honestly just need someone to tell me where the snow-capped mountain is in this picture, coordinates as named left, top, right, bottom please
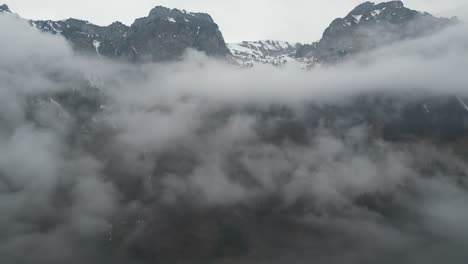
left=227, top=40, right=298, bottom=67
left=228, top=1, right=458, bottom=67
left=228, top=40, right=324, bottom=68
left=226, top=40, right=323, bottom=68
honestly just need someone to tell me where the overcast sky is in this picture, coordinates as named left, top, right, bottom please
left=4, top=0, right=466, bottom=43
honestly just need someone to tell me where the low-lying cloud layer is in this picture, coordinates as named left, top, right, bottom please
left=1, top=12, right=468, bottom=264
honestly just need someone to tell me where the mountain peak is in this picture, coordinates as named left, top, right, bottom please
left=148, top=6, right=172, bottom=17
left=349, top=1, right=404, bottom=16
left=148, top=6, right=214, bottom=23
left=0, top=4, right=11, bottom=13
left=387, top=1, right=405, bottom=8
left=295, top=0, right=457, bottom=65
left=349, top=2, right=376, bottom=15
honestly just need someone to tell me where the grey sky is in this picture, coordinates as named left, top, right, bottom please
left=4, top=0, right=466, bottom=43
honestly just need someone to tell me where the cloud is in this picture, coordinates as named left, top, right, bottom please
left=0, top=13, right=117, bottom=263
left=1, top=11, right=468, bottom=264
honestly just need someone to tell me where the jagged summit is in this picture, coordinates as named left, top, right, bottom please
left=340, top=0, right=418, bottom=27
left=148, top=6, right=215, bottom=23
left=0, top=4, right=10, bottom=13
left=349, top=1, right=404, bottom=16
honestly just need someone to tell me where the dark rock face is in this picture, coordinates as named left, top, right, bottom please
left=31, top=19, right=129, bottom=58
left=381, top=96, right=468, bottom=142
left=297, top=1, right=458, bottom=63
left=30, top=6, right=230, bottom=62
left=122, top=6, right=230, bottom=62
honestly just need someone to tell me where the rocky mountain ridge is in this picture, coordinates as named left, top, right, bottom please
left=3, top=5, right=230, bottom=62
left=0, top=1, right=459, bottom=65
